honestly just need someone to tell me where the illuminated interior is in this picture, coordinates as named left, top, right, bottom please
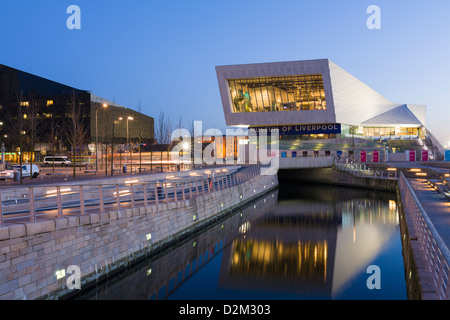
left=362, top=127, right=420, bottom=137
left=228, top=74, right=326, bottom=113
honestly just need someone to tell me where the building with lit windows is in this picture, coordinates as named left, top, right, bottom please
left=216, top=59, right=445, bottom=160
left=0, top=64, right=154, bottom=162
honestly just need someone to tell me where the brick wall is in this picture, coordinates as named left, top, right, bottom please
left=0, top=173, right=278, bottom=300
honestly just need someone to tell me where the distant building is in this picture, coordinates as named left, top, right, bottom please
left=0, top=64, right=154, bottom=162
left=216, top=59, right=445, bottom=160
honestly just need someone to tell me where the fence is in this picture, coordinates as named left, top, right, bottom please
left=335, top=163, right=398, bottom=179
left=0, top=165, right=263, bottom=226
left=398, top=171, right=450, bottom=300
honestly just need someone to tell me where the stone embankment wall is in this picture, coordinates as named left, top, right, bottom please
left=0, top=173, right=278, bottom=300
left=277, top=167, right=398, bottom=190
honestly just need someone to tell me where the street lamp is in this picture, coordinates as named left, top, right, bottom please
left=95, top=103, right=108, bottom=171
left=119, top=116, right=134, bottom=172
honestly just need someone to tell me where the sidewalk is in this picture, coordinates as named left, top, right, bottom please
left=408, top=178, right=450, bottom=248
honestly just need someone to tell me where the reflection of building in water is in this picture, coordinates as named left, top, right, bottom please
left=229, top=238, right=329, bottom=289
left=219, top=195, right=399, bottom=299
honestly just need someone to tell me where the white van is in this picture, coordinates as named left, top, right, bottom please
left=0, top=164, right=40, bottom=180
left=43, top=156, right=72, bottom=166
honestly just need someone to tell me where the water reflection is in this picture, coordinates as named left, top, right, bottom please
left=77, top=182, right=406, bottom=300
left=218, top=183, right=403, bottom=299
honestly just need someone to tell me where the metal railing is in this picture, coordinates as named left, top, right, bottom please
left=398, top=171, right=450, bottom=300
left=0, top=165, right=264, bottom=226
left=335, top=163, right=398, bottom=179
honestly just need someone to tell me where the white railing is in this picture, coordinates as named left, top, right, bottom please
left=398, top=172, right=450, bottom=300
left=0, top=165, right=264, bottom=226
left=335, top=162, right=398, bottom=180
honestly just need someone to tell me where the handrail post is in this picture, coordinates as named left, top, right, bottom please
left=79, top=185, right=85, bottom=215
left=99, top=185, right=104, bottom=212
left=182, top=182, right=186, bottom=200
left=174, top=183, right=177, bottom=201
left=56, top=186, right=62, bottom=218
left=116, top=184, right=121, bottom=209
left=29, top=187, right=36, bottom=222
left=187, top=181, right=192, bottom=198
left=0, top=190, right=2, bottom=226
left=130, top=184, right=135, bottom=207
left=143, top=183, right=148, bottom=206
left=154, top=183, right=159, bottom=205
left=195, top=180, right=199, bottom=196
left=164, top=183, right=169, bottom=202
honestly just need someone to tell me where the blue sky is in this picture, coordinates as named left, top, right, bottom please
left=1, top=0, right=449, bottom=145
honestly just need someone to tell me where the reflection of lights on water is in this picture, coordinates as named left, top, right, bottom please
left=389, top=200, right=397, bottom=210
left=239, top=222, right=251, bottom=234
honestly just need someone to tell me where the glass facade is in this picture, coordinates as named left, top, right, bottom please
left=0, top=64, right=155, bottom=154
left=228, top=74, right=326, bottom=113
left=363, top=127, right=419, bottom=137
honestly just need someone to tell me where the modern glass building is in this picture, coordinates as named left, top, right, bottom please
left=216, top=59, right=445, bottom=159
left=0, top=64, right=154, bottom=162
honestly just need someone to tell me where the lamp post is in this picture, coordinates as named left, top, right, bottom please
left=119, top=116, right=134, bottom=172
left=95, top=103, right=108, bottom=171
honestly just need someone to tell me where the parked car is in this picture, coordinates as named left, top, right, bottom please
left=43, top=156, right=72, bottom=166
left=0, top=164, right=40, bottom=180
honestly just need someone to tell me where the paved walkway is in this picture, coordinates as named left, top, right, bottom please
left=408, top=178, right=450, bottom=249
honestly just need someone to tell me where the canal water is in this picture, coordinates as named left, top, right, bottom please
left=77, top=181, right=407, bottom=300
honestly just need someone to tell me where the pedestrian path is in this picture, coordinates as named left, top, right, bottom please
left=408, top=178, right=450, bottom=248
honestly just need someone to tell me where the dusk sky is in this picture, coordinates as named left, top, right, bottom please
left=1, top=0, right=449, bottom=146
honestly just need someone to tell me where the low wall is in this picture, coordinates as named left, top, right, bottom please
left=278, top=156, right=335, bottom=169
left=0, top=173, right=278, bottom=300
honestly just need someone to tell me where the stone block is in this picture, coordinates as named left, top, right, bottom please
left=132, top=208, right=140, bottom=216
left=54, top=218, right=68, bottom=230
left=8, top=224, right=26, bottom=239
left=117, top=210, right=127, bottom=220
left=90, top=213, right=100, bottom=224
left=99, top=212, right=110, bottom=222
left=0, top=227, right=9, bottom=241
left=79, top=214, right=91, bottom=225
left=25, top=220, right=55, bottom=236
left=109, top=211, right=118, bottom=220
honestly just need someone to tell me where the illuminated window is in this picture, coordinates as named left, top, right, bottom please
left=47, top=100, right=54, bottom=106
left=228, top=74, right=326, bottom=113
left=20, top=101, right=29, bottom=107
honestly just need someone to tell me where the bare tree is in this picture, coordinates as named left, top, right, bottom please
left=155, top=110, right=172, bottom=145
left=155, top=111, right=173, bottom=170
left=135, top=102, right=145, bottom=173
left=26, top=94, right=44, bottom=178
left=47, top=116, right=60, bottom=173
left=64, top=90, right=88, bottom=178
left=5, top=93, right=27, bottom=182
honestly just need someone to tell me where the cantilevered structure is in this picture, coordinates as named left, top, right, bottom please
left=216, top=59, right=444, bottom=159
